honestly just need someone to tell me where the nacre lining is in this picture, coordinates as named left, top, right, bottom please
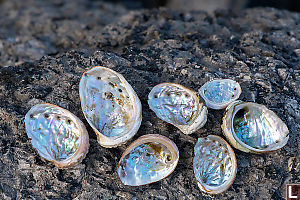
left=193, top=135, right=237, bottom=194
left=118, top=134, right=179, bottom=186
left=199, top=79, right=241, bottom=110
left=79, top=66, right=142, bottom=147
left=148, top=83, right=207, bottom=134
left=24, top=104, right=89, bottom=168
left=222, top=101, right=289, bottom=153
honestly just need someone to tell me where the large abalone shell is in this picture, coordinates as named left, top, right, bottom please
left=24, top=103, right=89, bottom=168
left=118, top=134, right=179, bottom=186
left=222, top=101, right=289, bottom=153
left=148, top=83, right=207, bottom=135
left=198, top=79, right=241, bottom=110
left=193, top=135, right=237, bottom=194
left=79, top=66, right=142, bottom=148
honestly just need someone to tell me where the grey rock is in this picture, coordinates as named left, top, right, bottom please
left=0, top=0, right=128, bottom=66
left=0, top=1, right=299, bottom=200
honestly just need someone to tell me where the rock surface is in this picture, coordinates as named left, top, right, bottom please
left=0, top=0, right=299, bottom=199
left=0, top=0, right=128, bottom=66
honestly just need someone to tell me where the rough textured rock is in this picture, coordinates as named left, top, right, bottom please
left=0, top=1, right=299, bottom=199
left=0, top=0, right=128, bottom=66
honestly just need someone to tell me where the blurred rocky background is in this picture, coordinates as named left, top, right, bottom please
left=0, top=0, right=299, bottom=199
left=107, top=0, right=300, bottom=12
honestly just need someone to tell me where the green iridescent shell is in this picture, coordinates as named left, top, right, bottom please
left=222, top=101, right=289, bottom=153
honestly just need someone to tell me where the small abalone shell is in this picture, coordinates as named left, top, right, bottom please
left=193, top=135, right=237, bottom=194
left=222, top=101, right=289, bottom=153
left=79, top=66, right=142, bottom=148
left=148, top=83, right=207, bottom=134
left=118, top=134, right=179, bottom=186
left=24, top=104, right=89, bottom=168
left=199, top=79, right=241, bottom=110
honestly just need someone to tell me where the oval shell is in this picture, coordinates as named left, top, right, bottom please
left=222, top=101, right=289, bottom=153
left=193, top=135, right=237, bottom=194
left=24, top=103, right=89, bottom=168
left=199, top=79, right=241, bottom=110
left=148, top=83, right=207, bottom=134
left=79, top=66, right=142, bottom=148
left=117, top=134, right=179, bottom=186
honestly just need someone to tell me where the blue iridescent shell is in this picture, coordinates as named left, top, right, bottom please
left=24, top=104, right=89, bottom=168
left=199, top=79, right=241, bottom=109
left=193, top=135, right=237, bottom=194
left=79, top=66, right=142, bottom=148
left=222, top=101, right=289, bottom=153
left=118, top=134, right=179, bottom=186
left=148, top=83, right=207, bottom=135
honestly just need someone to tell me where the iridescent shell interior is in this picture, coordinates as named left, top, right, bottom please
left=148, top=83, right=198, bottom=125
left=199, top=79, right=241, bottom=110
left=193, top=135, right=237, bottom=194
left=79, top=66, right=142, bottom=147
left=24, top=104, right=89, bottom=168
left=148, top=83, right=207, bottom=134
left=222, top=101, right=289, bottom=153
left=118, top=134, right=179, bottom=186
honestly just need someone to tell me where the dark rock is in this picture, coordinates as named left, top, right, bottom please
left=0, top=1, right=299, bottom=199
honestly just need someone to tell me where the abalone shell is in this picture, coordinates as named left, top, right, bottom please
left=222, top=101, right=289, bottom=153
left=118, top=134, right=179, bottom=186
left=24, top=103, right=89, bottom=168
left=199, top=79, right=241, bottom=110
left=148, top=83, right=207, bottom=134
left=193, top=135, right=237, bottom=194
left=79, top=66, right=142, bottom=147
